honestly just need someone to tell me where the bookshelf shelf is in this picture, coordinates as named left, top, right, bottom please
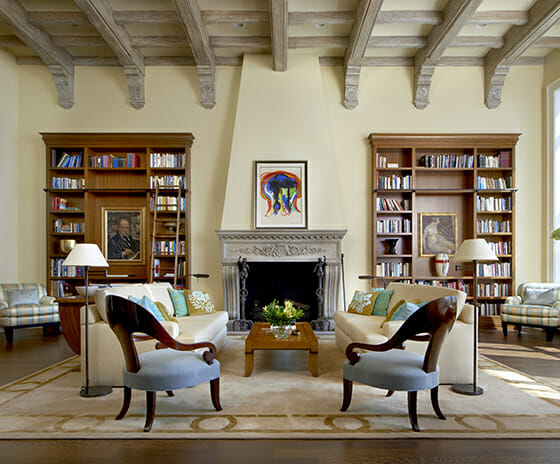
left=369, top=133, right=519, bottom=319
left=43, top=133, right=194, bottom=297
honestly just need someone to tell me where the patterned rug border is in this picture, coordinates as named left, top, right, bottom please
left=2, top=341, right=560, bottom=440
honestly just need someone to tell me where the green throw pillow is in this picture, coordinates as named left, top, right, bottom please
left=128, top=295, right=165, bottom=322
left=381, top=300, right=426, bottom=327
left=168, top=287, right=189, bottom=317
left=370, top=288, right=394, bottom=316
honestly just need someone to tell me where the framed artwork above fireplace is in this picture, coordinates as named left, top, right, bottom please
left=254, top=161, right=308, bottom=229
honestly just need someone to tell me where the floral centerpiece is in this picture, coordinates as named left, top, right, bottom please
left=262, top=299, right=304, bottom=339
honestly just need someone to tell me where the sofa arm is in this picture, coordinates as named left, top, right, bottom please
left=458, top=303, right=474, bottom=324
left=40, top=295, right=57, bottom=305
left=504, top=295, right=522, bottom=305
left=81, top=304, right=102, bottom=324
left=0, top=300, right=7, bottom=310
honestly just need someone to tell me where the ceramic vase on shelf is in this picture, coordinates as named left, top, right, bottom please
left=270, top=325, right=292, bottom=339
left=434, top=253, right=450, bottom=277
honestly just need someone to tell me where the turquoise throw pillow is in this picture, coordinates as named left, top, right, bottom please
left=168, top=288, right=189, bottom=317
left=128, top=295, right=165, bottom=322
left=388, top=301, right=424, bottom=322
left=370, top=288, right=394, bottom=316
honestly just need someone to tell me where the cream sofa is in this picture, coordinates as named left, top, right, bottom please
left=82, top=282, right=229, bottom=387
left=334, top=283, right=475, bottom=384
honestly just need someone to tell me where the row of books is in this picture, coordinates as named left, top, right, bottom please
left=152, top=240, right=186, bottom=255
left=477, top=282, right=510, bottom=297
left=418, top=154, right=474, bottom=168
left=89, top=153, right=141, bottom=168
left=150, top=196, right=186, bottom=212
left=479, top=302, right=501, bottom=316
left=476, top=196, right=512, bottom=212
left=375, top=262, right=410, bottom=277
left=51, top=280, right=74, bottom=298
left=376, top=218, right=412, bottom=234
left=150, top=175, right=185, bottom=189
left=50, top=196, right=81, bottom=211
left=153, top=258, right=187, bottom=278
left=150, top=152, right=185, bottom=168
left=415, top=279, right=468, bottom=293
left=487, top=240, right=511, bottom=256
left=53, top=152, right=83, bottom=168
left=477, top=219, right=511, bottom=234
left=51, top=258, right=83, bottom=277
left=477, top=262, right=511, bottom=277
left=477, top=176, right=513, bottom=189
left=478, top=151, right=512, bottom=168
left=51, top=177, right=85, bottom=190
left=376, top=174, right=411, bottom=190
left=53, top=220, right=84, bottom=233
left=376, top=154, right=402, bottom=168
left=376, top=198, right=411, bottom=211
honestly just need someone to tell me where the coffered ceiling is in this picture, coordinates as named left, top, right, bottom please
left=0, top=0, right=559, bottom=110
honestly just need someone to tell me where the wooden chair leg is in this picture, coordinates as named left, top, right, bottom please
left=340, top=378, right=353, bottom=412
left=210, top=378, right=222, bottom=411
left=407, top=391, right=420, bottom=432
left=116, top=386, right=131, bottom=420
left=501, top=321, right=508, bottom=337
left=166, top=390, right=175, bottom=397
left=430, top=386, right=446, bottom=420
left=386, top=390, right=395, bottom=397
left=144, top=391, right=156, bottom=432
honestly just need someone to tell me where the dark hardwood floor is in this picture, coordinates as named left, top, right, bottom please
left=0, top=325, right=559, bottom=463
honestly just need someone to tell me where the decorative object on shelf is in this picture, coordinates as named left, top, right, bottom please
left=163, top=221, right=184, bottom=234
left=419, top=213, right=457, bottom=257
left=551, top=227, right=560, bottom=240
left=254, top=161, right=307, bottom=229
left=75, top=284, right=107, bottom=297
left=451, top=239, right=497, bottom=396
left=102, top=207, right=145, bottom=263
left=62, top=243, right=110, bottom=398
left=262, top=299, right=304, bottom=339
left=384, top=238, right=399, bottom=255
left=59, top=239, right=76, bottom=254
left=434, top=253, right=450, bottom=277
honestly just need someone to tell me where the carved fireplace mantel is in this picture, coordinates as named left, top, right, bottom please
left=216, top=229, right=347, bottom=330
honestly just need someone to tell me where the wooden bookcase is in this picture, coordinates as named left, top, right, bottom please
left=42, top=133, right=193, bottom=297
left=368, top=133, right=519, bottom=327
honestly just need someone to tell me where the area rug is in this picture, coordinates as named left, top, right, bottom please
left=1, top=334, right=560, bottom=439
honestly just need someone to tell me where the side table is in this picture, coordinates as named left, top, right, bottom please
left=56, top=296, right=94, bottom=355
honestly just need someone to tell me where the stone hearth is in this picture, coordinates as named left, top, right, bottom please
left=216, top=230, right=346, bottom=330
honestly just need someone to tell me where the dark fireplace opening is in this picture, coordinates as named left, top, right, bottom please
left=243, top=262, right=320, bottom=323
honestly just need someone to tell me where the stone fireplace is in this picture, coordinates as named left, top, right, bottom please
left=216, top=229, right=346, bottom=330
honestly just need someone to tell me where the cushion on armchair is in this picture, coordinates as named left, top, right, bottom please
left=7, top=288, right=39, bottom=306
left=523, top=288, right=556, bottom=306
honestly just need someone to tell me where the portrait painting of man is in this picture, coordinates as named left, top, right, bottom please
left=103, top=208, right=143, bottom=262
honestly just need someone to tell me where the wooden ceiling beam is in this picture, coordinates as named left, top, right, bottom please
left=413, top=0, right=483, bottom=109
left=270, top=0, right=288, bottom=71
left=172, top=0, right=216, bottom=109
left=343, top=0, right=384, bottom=110
left=485, top=0, right=560, bottom=109
left=73, top=0, right=145, bottom=109
left=0, top=0, right=74, bottom=109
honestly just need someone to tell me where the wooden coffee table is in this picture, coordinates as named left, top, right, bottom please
left=244, top=322, right=318, bottom=377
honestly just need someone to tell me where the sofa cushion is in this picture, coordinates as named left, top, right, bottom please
left=128, top=295, right=166, bottom=322
left=333, top=311, right=387, bottom=345
left=184, top=290, right=216, bottom=315
left=175, top=311, right=229, bottom=344
left=383, top=301, right=424, bottom=327
left=144, top=283, right=174, bottom=316
left=347, top=290, right=380, bottom=316
left=95, top=284, right=146, bottom=322
left=7, top=288, right=39, bottom=307
left=523, top=288, right=556, bottom=306
left=370, top=288, right=394, bottom=316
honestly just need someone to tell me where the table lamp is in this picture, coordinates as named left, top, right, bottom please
left=63, top=243, right=111, bottom=397
left=451, top=239, right=498, bottom=396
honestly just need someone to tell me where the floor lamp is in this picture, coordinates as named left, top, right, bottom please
left=451, top=239, right=498, bottom=396
left=62, top=243, right=111, bottom=398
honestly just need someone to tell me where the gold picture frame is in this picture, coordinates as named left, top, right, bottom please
left=419, top=212, right=457, bottom=257
left=102, top=207, right=145, bottom=263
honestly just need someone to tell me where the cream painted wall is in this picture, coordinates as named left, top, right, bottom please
left=12, top=59, right=543, bottom=307
left=0, top=50, right=18, bottom=282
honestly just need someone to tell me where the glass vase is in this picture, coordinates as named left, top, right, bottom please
left=270, top=325, right=292, bottom=339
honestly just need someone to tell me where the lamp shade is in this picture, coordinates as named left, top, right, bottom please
left=453, top=239, right=498, bottom=263
left=62, top=243, right=109, bottom=267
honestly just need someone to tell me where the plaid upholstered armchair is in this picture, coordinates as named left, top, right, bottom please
left=0, top=283, right=60, bottom=345
left=501, top=283, right=560, bottom=342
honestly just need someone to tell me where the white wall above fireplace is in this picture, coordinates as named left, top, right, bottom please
left=220, top=54, right=344, bottom=230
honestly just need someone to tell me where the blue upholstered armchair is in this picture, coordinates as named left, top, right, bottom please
left=0, top=283, right=60, bottom=345
left=501, top=283, right=560, bottom=342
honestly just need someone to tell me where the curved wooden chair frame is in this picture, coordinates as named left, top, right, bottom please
left=106, top=295, right=221, bottom=432
left=341, top=295, right=457, bottom=431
